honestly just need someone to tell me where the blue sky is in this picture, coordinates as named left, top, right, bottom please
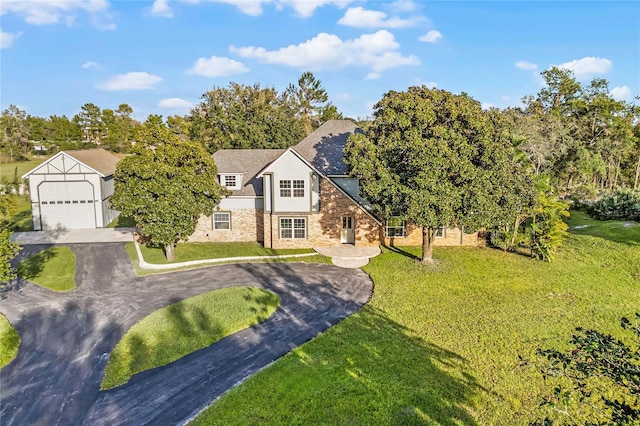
left=1, top=1, right=638, bottom=121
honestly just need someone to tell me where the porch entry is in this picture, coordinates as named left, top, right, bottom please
left=341, top=216, right=355, bottom=244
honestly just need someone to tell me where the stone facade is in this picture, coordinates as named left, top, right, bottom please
left=263, top=178, right=382, bottom=249
left=385, top=221, right=483, bottom=247
left=189, top=209, right=264, bottom=243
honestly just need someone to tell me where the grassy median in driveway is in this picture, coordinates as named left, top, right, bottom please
left=101, top=287, right=280, bottom=390
left=0, top=313, right=20, bottom=369
left=191, top=213, right=640, bottom=425
left=17, top=247, right=76, bottom=291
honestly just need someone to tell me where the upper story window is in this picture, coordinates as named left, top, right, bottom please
left=280, top=179, right=305, bottom=197
left=293, top=180, right=305, bottom=197
left=219, top=174, right=241, bottom=190
left=279, top=180, right=291, bottom=197
left=224, top=175, right=236, bottom=188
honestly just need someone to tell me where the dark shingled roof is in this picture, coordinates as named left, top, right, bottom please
left=212, top=149, right=285, bottom=196
left=63, top=148, right=120, bottom=176
left=293, top=120, right=363, bottom=176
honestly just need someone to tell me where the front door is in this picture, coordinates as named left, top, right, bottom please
left=341, top=216, right=355, bottom=244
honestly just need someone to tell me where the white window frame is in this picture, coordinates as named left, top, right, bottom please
left=213, top=212, right=231, bottom=230
left=292, top=179, right=305, bottom=197
left=224, top=175, right=237, bottom=188
left=279, top=180, right=292, bottom=197
left=280, top=217, right=306, bottom=239
left=435, top=226, right=446, bottom=238
left=385, top=217, right=406, bottom=238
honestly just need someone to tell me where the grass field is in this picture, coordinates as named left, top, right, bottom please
left=0, top=195, right=33, bottom=231
left=101, top=287, right=280, bottom=389
left=0, top=313, right=20, bottom=370
left=192, top=212, right=640, bottom=425
left=17, top=247, right=76, bottom=291
left=0, top=157, right=49, bottom=180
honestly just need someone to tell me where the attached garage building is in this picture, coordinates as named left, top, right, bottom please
left=23, top=149, right=121, bottom=230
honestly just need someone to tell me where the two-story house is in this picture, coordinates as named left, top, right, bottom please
left=190, top=120, right=481, bottom=248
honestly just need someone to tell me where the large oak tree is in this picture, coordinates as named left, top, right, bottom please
left=110, top=121, right=228, bottom=261
left=345, top=86, right=530, bottom=263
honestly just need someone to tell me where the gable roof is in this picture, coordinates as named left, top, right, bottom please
left=23, top=148, right=120, bottom=178
left=212, top=149, right=285, bottom=196
left=293, top=120, right=362, bottom=176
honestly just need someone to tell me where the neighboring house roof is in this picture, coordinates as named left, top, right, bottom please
left=22, top=148, right=120, bottom=178
left=212, top=149, right=285, bottom=196
left=293, top=119, right=363, bottom=176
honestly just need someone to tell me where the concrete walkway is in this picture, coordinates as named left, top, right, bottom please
left=0, top=243, right=373, bottom=425
left=11, top=228, right=136, bottom=244
left=314, top=245, right=381, bottom=268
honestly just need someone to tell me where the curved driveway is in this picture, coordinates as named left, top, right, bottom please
left=0, top=244, right=373, bottom=425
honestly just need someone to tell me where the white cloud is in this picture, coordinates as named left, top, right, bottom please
left=97, top=72, right=163, bottom=91
left=481, top=102, right=495, bottom=110
left=338, top=6, right=423, bottom=28
left=610, top=85, right=632, bottom=101
left=186, top=56, right=249, bottom=77
left=556, top=56, right=612, bottom=78
left=424, top=81, right=437, bottom=88
left=515, top=60, right=537, bottom=70
left=0, top=29, right=20, bottom=49
left=280, top=0, right=351, bottom=18
left=0, top=0, right=114, bottom=28
left=81, top=61, right=102, bottom=70
left=387, top=1, right=419, bottom=13
left=158, top=98, right=194, bottom=109
left=231, top=30, right=419, bottom=77
left=181, top=0, right=267, bottom=16
left=419, top=30, right=442, bottom=43
left=150, top=0, right=173, bottom=18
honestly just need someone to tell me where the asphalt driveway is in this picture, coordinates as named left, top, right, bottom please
left=0, top=243, right=373, bottom=425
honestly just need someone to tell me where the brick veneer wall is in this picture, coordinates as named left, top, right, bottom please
left=385, top=221, right=483, bottom=247
left=189, top=208, right=264, bottom=243
left=264, top=178, right=382, bottom=249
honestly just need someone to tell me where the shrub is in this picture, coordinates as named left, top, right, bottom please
left=589, top=189, right=640, bottom=221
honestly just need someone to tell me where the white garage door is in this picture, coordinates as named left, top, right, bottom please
left=38, top=181, right=97, bottom=230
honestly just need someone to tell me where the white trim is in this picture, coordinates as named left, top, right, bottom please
left=22, top=151, right=109, bottom=179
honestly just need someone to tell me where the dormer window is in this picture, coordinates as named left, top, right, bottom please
left=219, top=174, right=242, bottom=190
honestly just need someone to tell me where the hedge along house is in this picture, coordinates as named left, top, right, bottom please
left=191, top=120, right=482, bottom=249
left=23, top=149, right=120, bottom=230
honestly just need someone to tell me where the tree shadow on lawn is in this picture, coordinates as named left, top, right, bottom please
left=382, top=244, right=421, bottom=261
left=233, top=262, right=486, bottom=425
left=1, top=244, right=54, bottom=297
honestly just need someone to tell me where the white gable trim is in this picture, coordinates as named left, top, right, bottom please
left=259, top=147, right=382, bottom=225
left=23, top=151, right=108, bottom=179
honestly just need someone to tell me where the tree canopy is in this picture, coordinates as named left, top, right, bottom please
left=345, top=86, right=531, bottom=263
left=0, top=228, right=21, bottom=285
left=110, top=122, right=228, bottom=261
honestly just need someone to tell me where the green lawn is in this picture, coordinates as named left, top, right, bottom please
left=1, top=194, right=33, bottom=231
left=131, top=241, right=315, bottom=264
left=124, top=242, right=331, bottom=276
left=0, top=157, right=49, bottom=180
left=192, top=216, right=640, bottom=425
left=101, top=287, right=280, bottom=389
left=566, top=210, right=639, bottom=245
left=106, top=215, right=136, bottom=228
left=0, top=313, right=20, bottom=369
left=17, top=247, right=76, bottom=291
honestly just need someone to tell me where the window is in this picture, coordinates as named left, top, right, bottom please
left=385, top=217, right=406, bottom=237
left=293, top=180, right=305, bottom=197
left=435, top=226, right=446, bottom=238
left=280, top=217, right=306, bottom=239
left=279, top=180, right=291, bottom=197
left=224, top=175, right=236, bottom=188
left=213, top=212, right=231, bottom=230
